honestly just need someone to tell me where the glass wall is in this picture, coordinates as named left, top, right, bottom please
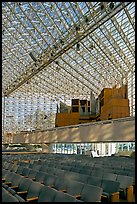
left=2, top=93, right=72, bottom=142
left=52, top=142, right=135, bottom=157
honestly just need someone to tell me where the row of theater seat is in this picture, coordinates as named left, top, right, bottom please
left=2, top=154, right=135, bottom=179
left=3, top=158, right=135, bottom=187
left=2, top=152, right=135, bottom=166
left=2, top=153, right=135, bottom=202
left=2, top=187, right=25, bottom=202
left=2, top=162, right=134, bottom=202
left=3, top=156, right=135, bottom=177
left=2, top=155, right=135, bottom=179
left=2, top=173, right=103, bottom=202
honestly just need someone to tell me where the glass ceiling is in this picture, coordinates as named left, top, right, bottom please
left=2, top=2, right=135, bottom=135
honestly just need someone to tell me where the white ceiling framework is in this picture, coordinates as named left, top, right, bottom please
left=2, top=2, right=135, bottom=99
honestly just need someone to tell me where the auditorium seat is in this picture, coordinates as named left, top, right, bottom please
left=53, top=191, right=77, bottom=202
left=67, top=172, right=89, bottom=184
left=51, top=177, right=68, bottom=191
left=14, top=194, right=25, bottom=202
left=7, top=163, right=15, bottom=171
left=87, top=176, right=102, bottom=187
left=64, top=179, right=84, bottom=197
left=38, top=186, right=57, bottom=202
left=2, top=169, right=9, bottom=181
left=25, top=169, right=38, bottom=180
left=46, top=167, right=56, bottom=175
left=10, top=164, right=19, bottom=173
left=61, top=165, right=72, bottom=171
left=91, top=169, right=104, bottom=178
left=32, top=164, right=41, bottom=171
left=54, top=168, right=66, bottom=177
left=39, top=165, right=49, bottom=172
left=2, top=187, right=20, bottom=202
left=14, top=178, right=33, bottom=199
left=79, top=168, right=91, bottom=175
left=71, top=167, right=81, bottom=173
left=16, top=166, right=25, bottom=175
left=76, top=184, right=103, bottom=202
left=43, top=173, right=57, bottom=187
left=102, top=172, right=117, bottom=181
left=7, top=174, right=23, bottom=190
left=21, top=167, right=31, bottom=177
left=116, top=175, right=134, bottom=202
left=101, top=179, right=120, bottom=202
left=33, top=171, right=47, bottom=183
left=2, top=172, right=15, bottom=185
left=26, top=181, right=44, bottom=201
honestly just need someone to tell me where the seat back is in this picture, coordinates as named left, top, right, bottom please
left=10, top=164, right=19, bottom=173
left=28, top=163, right=34, bottom=169
left=79, top=169, right=91, bottom=175
left=53, top=191, right=76, bottom=202
left=62, top=166, right=72, bottom=171
left=87, top=176, right=102, bottom=187
left=54, top=169, right=66, bottom=177
left=46, top=167, right=56, bottom=174
left=2, top=187, right=19, bottom=202
left=18, top=177, right=32, bottom=192
left=35, top=171, right=46, bottom=183
left=26, top=181, right=44, bottom=199
left=91, top=170, right=104, bottom=178
left=43, top=173, right=57, bottom=186
left=101, top=179, right=120, bottom=194
left=11, top=174, right=23, bottom=186
left=103, top=172, right=117, bottom=181
left=32, top=165, right=41, bottom=171
left=116, top=175, right=133, bottom=189
left=66, top=179, right=84, bottom=196
left=71, top=167, right=81, bottom=173
left=71, top=173, right=89, bottom=184
left=38, top=186, right=57, bottom=202
left=21, top=167, right=31, bottom=176
left=4, top=171, right=15, bottom=183
left=27, top=169, right=38, bottom=179
left=39, top=165, right=48, bottom=172
left=2, top=169, right=8, bottom=178
left=14, top=194, right=26, bottom=202
left=16, top=166, right=25, bottom=174
left=54, top=177, right=67, bottom=191
left=8, top=163, right=15, bottom=171
left=80, top=184, right=103, bottom=202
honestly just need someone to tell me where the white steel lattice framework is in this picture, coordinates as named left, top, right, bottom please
left=2, top=2, right=135, bottom=140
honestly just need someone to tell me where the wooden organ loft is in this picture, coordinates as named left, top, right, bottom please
left=55, top=84, right=130, bottom=127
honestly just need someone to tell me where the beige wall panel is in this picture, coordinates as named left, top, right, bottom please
left=57, top=127, right=80, bottom=143
left=13, top=133, right=26, bottom=143
left=27, top=132, right=49, bottom=144
left=13, top=118, right=135, bottom=144
left=48, top=130, right=57, bottom=143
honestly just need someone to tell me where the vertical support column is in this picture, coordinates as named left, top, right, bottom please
left=121, top=143, right=123, bottom=151
left=127, top=143, right=129, bottom=151
left=130, top=69, right=134, bottom=116
left=48, top=143, right=54, bottom=153
left=111, top=143, right=115, bottom=155
left=90, top=91, right=92, bottom=115
left=2, top=96, right=5, bottom=143
left=49, top=97, right=52, bottom=128
left=96, top=143, right=100, bottom=156
left=101, top=143, right=106, bottom=156
left=108, top=143, right=112, bottom=156
left=43, top=95, right=47, bottom=130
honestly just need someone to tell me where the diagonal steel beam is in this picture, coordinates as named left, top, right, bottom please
left=4, top=2, right=130, bottom=96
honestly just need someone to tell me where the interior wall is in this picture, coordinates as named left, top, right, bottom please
left=12, top=118, right=135, bottom=144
